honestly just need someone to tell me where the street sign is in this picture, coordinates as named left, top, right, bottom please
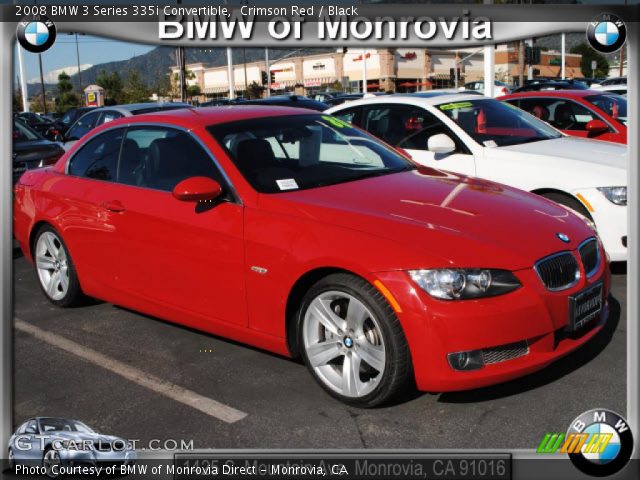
left=591, top=60, right=597, bottom=70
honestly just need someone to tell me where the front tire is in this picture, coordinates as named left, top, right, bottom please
left=33, top=225, right=84, bottom=307
left=43, top=448, right=61, bottom=478
left=298, top=273, right=412, bottom=407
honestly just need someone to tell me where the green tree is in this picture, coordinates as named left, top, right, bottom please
left=124, top=69, right=151, bottom=103
left=246, top=81, right=264, bottom=99
left=570, top=43, right=609, bottom=78
left=187, top=84, right=201, bottom=98
left=54, top=71, right=79, bottom=113
left=95, top=70, right=124, bottom=104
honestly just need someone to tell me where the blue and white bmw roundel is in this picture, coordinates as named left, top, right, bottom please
left=24, top=22, right=50, bottom=46
left=594, top=22, right=619, bottom=47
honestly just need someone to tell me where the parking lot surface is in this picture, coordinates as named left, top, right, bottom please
left=13, top=255, right=626, bottom=450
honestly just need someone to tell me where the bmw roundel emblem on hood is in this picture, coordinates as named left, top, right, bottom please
left=556, top=233, right=570, bottom=243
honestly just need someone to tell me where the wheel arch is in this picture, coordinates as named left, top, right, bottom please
left=285, top=266, right=359, bottom=358
left=28, top=220, right=54, bottom=258
left=530, top=188, right=592, bottom=218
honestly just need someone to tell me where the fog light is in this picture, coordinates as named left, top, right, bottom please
left=447, top=350, right=484, bottom=371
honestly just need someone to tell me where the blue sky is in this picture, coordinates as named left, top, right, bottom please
left=14, top=35, right=155, bottom=86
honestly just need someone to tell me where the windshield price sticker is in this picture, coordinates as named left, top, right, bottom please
left=276, top=178, right=299, bottom=190
left=439, top=102, right=474, bottom=111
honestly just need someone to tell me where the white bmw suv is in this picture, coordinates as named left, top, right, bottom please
left=327, top=93, right=628, bottom=261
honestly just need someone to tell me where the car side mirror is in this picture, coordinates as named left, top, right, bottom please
left=585, top=119, right=608, bottom=135
left=427, top=133, right=456, bottom=155
left=172, top=176, right=223, bottom=202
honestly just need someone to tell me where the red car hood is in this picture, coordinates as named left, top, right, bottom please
left=259, top=168, right=596, bottom=271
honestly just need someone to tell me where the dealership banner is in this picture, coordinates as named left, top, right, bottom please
left=2, top=3, right=639, bottom=46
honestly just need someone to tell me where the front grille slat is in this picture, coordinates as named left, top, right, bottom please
left=535, top=252, right=580, bottom=291
left=579, top=238, right=600, bottom=278
left=482, top=341, right=529, bottom=365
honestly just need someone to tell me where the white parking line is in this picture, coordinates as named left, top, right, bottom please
left=14, top=318, right=248, bottom=424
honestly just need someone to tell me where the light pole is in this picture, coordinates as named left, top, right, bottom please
left=38, top=53, right=47, bottom=114
left=68, top=32, right=84, bottom=104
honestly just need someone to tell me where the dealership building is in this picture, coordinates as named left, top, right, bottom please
left=172, top=46, right=583, bottom=98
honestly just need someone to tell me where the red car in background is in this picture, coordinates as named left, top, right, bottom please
left=499, top=90, right=627, bottom=144
left=14, top=107, right=609, bottom=406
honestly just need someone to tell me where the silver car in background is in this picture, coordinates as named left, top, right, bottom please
left=8, top=417, right=135, bottom=474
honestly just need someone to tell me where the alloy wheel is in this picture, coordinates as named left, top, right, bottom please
left=43, top=449, right=60, bottom=478
left=35, top=231, right=69, bottom=301
left=302, top=291, right=386, bottom=398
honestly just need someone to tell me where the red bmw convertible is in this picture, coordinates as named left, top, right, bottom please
left=14, top=107, right=609, bottom=406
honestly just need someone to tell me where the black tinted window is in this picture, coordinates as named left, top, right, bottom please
left=363, top=105, right=452, bottom=149
left=69, top=129, right=123, bottom=181
left=518, top=98, right=601, bottom=131
left=67, top=111, right=101, bottom=140
left=333, top=107, right=361, bottom=126
left=118, top=127, right=223, bottom=191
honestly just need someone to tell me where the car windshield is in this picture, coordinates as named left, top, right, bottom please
left=39, top=418, right=95, bottom=433
left=13, top=120, right=41, bottom=142
left=436, top=98, right=561, bottom=147
left=20, top=113, right=47, bottom=124
left=208, top=114, right=414, bottom=193
left=584, top=94, right=627, bottom=125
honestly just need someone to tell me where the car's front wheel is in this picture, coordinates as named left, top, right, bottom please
left=298, top=273, right=412, bottom=407
left=33, top=225, right=84, bottom=307
left=43, top=448, right=61, bottom=478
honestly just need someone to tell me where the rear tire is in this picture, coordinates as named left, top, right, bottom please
left=298, top=273, right=412, bottom=407
left=541, top=192, right=594, bottom=222
left=33, top=225, right=84, bottom=307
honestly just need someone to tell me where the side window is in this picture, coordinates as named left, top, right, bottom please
left=68, top=129, right=123, bottom=181
left=100, top=111, right=123, bottom=125
left=119, top=127, right=225, bottom=192
left=362, top=105, right=465, bottom=153
left=25, top=420, right=38, bottom=434
left=67, top=111, right=101, bottom=140
left=333, top=107, right=361, bottom=126
left=519, top=98, right=602, bottom=131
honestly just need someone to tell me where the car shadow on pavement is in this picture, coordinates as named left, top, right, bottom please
left=436, top=294, right=621, bottom=404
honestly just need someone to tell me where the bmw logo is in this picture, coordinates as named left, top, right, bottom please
left=587, top=13, right=627, bottom=53
left=343, top=337, right=354, bottom=348
left=16, top=16, right=57, bottom=53
left=556, top=233, right=571, bottom=243
left=567, top=409, right=634, bottom=476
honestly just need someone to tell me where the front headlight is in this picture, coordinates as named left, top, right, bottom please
left=597, top=186, right=627, bottom=206
left=408, top=269, right=521, bottom=300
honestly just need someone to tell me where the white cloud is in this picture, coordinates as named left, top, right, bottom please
left=29, top=64, right=93, bottom=84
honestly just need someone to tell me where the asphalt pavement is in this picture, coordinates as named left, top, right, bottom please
left=12, top=255, right=627, bottom=451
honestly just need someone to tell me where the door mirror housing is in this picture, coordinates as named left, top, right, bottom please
left=172, top=176, right=223, bottom=202
left=427, top=133, right=456, bottom=155
left=585, top=119, right=609, bottom=135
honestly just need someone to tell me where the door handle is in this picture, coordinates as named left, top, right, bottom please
left=102, top=200, right=125, bottom=213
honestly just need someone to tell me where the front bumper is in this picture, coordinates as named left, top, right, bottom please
left=373, top=247, right=610, bottom=392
